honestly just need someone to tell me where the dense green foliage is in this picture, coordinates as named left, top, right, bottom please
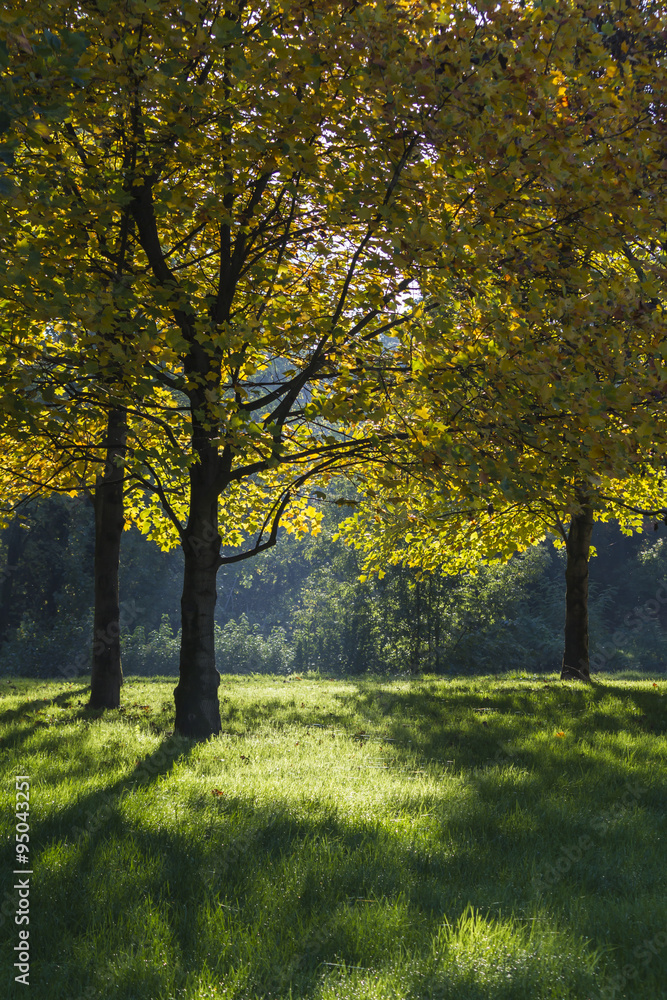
left=1, top=674, right=665, bottom=1000
left=2, top=497, right=667, bottom=680
left=2, top=0, right=667, bottom=718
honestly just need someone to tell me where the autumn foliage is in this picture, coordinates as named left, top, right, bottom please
left=0, top=1, right=666, bottom=729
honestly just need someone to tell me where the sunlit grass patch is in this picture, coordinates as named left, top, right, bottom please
left=0, top=672, right=665, bottom=999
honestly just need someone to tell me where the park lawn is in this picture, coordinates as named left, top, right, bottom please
left=0, top=672, right=665, bottom=1000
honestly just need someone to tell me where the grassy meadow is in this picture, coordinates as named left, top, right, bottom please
left=0, top=672, right=665, bottom=1000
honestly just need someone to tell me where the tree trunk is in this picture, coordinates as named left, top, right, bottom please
left=410, top=577, right=422, bottom=675
left=560, top=500, right=594, bottom=681
left=0, top=516, right=27, bottom=642
left=174, top=476, right=222, bottom=739
left=434, top=589, right=441, bottom=674
left=88, top=407, right=127, bottom=709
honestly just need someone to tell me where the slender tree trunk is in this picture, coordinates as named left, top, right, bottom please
left=560, top=499, right=594, bottom=681
left=174, top=472, right=222, bottom=739
left=0, top=516, right=27, bottom=642
left=434, top=587, right=441, bottom=674
left=410, top=577, right=422, bottom=674
left=427, top=574, right=433, bottom=670
left=89, top=407, right=127, bottom=709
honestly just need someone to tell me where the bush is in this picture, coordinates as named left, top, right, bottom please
left=121, top=614, right=294, bottom=677
left=215, top=615, right=293, bottom=674
left=0, top=610, right=92, bottom=679
left=122, top=615, right=180, bottom=676
left=3, top=513, right=667, bottom=682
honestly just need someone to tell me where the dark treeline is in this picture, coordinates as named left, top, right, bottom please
left=1, top=495, right=666, bottom=681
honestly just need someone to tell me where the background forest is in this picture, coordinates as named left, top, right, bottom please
left=2, top=495, right=666, bottom=681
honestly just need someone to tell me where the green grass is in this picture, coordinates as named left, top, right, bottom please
left=0, top=671, right=666, bottom=1000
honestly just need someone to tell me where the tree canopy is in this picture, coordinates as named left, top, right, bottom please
left=1, top=0, right=666, bottom=731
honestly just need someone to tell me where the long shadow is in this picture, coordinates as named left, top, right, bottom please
left=595, top=681, right=667, bottom=735
left=5, top=757, right=663, bottom=1000
left=328, top=678, right=667, bottom=760
left=0, top=683, right=176, bottom=759
left=2, top=678, right=666, bottom=1000
left=0, top=688, right=84, bottom=725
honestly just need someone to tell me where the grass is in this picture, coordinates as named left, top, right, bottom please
left=0, top=671, right=666, bottom=1000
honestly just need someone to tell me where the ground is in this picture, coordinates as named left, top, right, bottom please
left=0, top=672, right=665, bottom=999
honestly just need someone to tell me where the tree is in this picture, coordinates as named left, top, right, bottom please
left=2, top=1, right=666, bottom=734
left=338, top=462, right=667, bottom=681
left=335, top=0, right=667, bottom=680
left=0, top=370, right=132, bottom=702
left=0, top=335, right=189, bottom=706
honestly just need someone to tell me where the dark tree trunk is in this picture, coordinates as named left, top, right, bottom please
left=561, top=499, right=594, bottom=681
left=410, top=577, right=422, bottom=675
left=88, top=407, right=127, bottom=709
left=174, top=475, right=222, bottom=739
left=0, top=516, right=27, bottom=642
left=427, top=574, right=433, bottom=670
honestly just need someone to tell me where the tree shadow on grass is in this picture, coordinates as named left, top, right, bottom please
left=594, top=680, right=667, bottom=735
left=0, top=682, right=178, bottom=760
left=1, top=770, right=609, bottom=1000
left=0, top=684, right=86, bottom=725
left=1, top=677, right=665, bottom=1000
left=327, top=677, right=666, bottom=760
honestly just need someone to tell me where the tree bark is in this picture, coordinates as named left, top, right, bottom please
left=88, top=407, right=127, bottom=709
left=174, top=473, right=222, bottom=739
left=560, top=499, right=594, bottom=681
